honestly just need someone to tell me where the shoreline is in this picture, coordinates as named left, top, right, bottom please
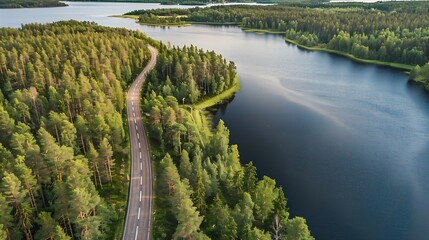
left=240, top=27, right=414, bottom=72
left=283, top=38, right=413, bottom=72
left=114, top=15, right=415, bottom=73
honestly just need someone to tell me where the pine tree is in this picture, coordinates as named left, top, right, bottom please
left=191, top=150, right=207, bottom=214
left=285, top=217, right=314, bottom=240
left=205, top=194, right=237, bottom=240
left=35, top=212, right=57, bottom=240
left=171, top=179, right=203, bottom=239
left=179, top=149, right=192, bottom=180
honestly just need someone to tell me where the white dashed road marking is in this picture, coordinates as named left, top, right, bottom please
left=135, top=226, right=138, bottom=240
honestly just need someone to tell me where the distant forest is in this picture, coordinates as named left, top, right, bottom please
left=68, top=0, right=327, bottom=6
left=0, top=0, right=66, bottom=8
left=129, top=2, right=429, bottom=66
left=0, top=0, right=327, bottom=8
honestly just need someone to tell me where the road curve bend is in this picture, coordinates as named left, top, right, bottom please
left=123, top=45, right=158, bottom=240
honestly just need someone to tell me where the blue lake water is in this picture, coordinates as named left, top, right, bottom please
left=1, top=3, right=429, bottom=239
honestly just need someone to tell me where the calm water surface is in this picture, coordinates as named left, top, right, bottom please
left=2, top=3, right=429, bottom=240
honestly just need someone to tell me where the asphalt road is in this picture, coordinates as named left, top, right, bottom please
left=123, top=45, right=158, bottom=240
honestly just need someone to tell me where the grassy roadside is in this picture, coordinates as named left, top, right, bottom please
left=193, top=80, right=240, bottom=109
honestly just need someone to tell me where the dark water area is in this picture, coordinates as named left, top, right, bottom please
left=211, top=43, right=429, bottom=240
left=2, top=4, right=429, bottom=239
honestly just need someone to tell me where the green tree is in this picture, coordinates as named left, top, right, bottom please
left=0, top=224, right=7, bottom=240
left=1, top=172, right=33, bottom=240
left=213, top=120, right=229, bottom=156
left=253, top=176, right=277, bottom=225
left=105, top=112, right=124, bottom=152
left=38, top=127, right=73, bottom=181
left=60, top=119, right=76, bottom=148
left=13, top=156, right=38, bottom=210
left=0, top=105, right=14, bottom=146
left=35, top=212, right=57, bottom=240
left=285, top=217, right=314, bottom=240
left=159, top=154, right=180, bottom=196
left=171, top=179, right=203, bottom=239
left=75, top=115, right=89, bottom=155
left=245, top=227, right=271, bottom=240
left=98, top=138, right=114, bottom=183
left=205, top=194, right=237, bottom=240
left=243, top=162, right=257, bottom=195
left=54, top=225, right=71, bottom=240
left=179, top=149, right=192, bottom=180
left=233, top=192, right=255, bottom=237
left=0, top=194, right=14, bottom=240
left=191, top=149, right=207, bottom=214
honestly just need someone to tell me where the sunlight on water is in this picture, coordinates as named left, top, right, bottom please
left=251, top=73, right=349, bottom=128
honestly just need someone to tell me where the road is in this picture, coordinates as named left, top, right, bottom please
left=123, top=45, right=157, bottom=240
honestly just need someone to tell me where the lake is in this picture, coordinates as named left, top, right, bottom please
left=1, top=2, right=429, bottom=240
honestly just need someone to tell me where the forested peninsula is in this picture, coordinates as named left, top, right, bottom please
left=142, top=43, right=313, bottom=239
left=126, top=2, right=429, bottom=88
left=0, top=21, right=313, bottom=239
left=0, top=0, right=66, bottom=8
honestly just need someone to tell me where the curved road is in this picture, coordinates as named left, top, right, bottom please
left=123, top=45, right=157, bottom=240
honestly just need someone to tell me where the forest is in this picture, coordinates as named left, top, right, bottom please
left=0, top=20, right=313, bottom=239
left=129, top=2, right=429, bottom=67
left=0, top=21, right=151, bottom=239
left=284, top=1, right=429, bottom=13
left=0, top=0, right=66, bottom=8
left=145, top=44, right=238, bottom=103
left=142, top=43, right=313, bottom=239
